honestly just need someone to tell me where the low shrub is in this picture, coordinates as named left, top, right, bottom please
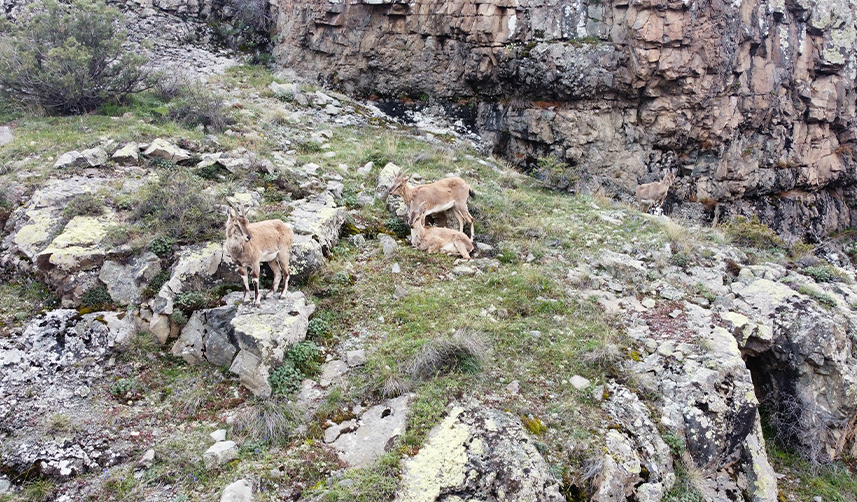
left=168, top=85, right=234, bottom=132
left=534, top=156, right=579, bottom=192
left=132, top=170, right=221, bottom=243
left=63, top=194, right=104, bottom=219
left=723, top=215, right=783, bottom=250
left=385, top=217, right=411, bottom=239
left=268, top=341, right=323, bottom=395
left=149, top=235, right=175, bottom=259
left=802, top=265, right=838, bottom=283
left=80, top=286, right=113, bottom=311
left=232, top=399, right=299, bottom=445
left=0, top=0, right=151, bottom=114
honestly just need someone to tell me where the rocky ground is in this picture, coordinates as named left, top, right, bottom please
left=1, top=6, right=857, bottom=502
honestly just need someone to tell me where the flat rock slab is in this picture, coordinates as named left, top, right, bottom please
left=288, top=193, right=347, bottom=250
left=331, top=395, right=410, bottom=468
left=203, top=441, right=238, bottom=469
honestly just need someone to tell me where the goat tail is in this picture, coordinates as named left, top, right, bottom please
left=469, top=188, right=476, bottom=199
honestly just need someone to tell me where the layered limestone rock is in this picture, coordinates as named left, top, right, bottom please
left=274, top=0, right=857, bottom=241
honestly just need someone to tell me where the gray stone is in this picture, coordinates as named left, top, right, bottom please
left=143, top=138, right=191, bottom=163
left=139, top=449, right=155, bottom=468
left=319, top=360, right=349, bottom=387
left=326, top=180, right=344, bottom=199
left=357, top=161, right=374, bottom=175
left=220, top=479, right=253, bottom=502
left=54, top=150, right=87, bottom=169
left=288, top=193, right=347, bottom=251
left=597, top=250, right=647, bottom=282
left=112, top=143, right=139, bottom=165
left=375, top=162, right=401, bottom=200
left=290, top=234, right=326, bottom=281
left=658, top=284, right=684, bottom=301
left=210, top=429, right=227, bottom=442
left=81, top=147, right=108, bottom=167
left=569, top=375, right=591, bottom=390
left=229, top=350, right=271, bottom=398
left=392, top=285, right=408, bottom=300
left=391, top=263, right=401, bottom=274
left=346, top=349, right=366, bottom=367
left=379, top=234, right=398, bottom=256
left=203, top=441, right=238, bottom=469
left=99, top=253, right=161, bottom=305
left=0, top=126, right=12, bottom=147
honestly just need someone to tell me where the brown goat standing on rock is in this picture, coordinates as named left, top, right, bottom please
left=225, top=204, right=294, bottom=306
left=390, top=172, right=476, bottom=238
left=408, top=201, right=475, bottom=259
left=636, top=171, right=676, bottom=213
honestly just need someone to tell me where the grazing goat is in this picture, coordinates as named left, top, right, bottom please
left=390, top=172, right=476, bottom=238
left=408, top=202, right=475, bottom=259
left=224, top=204, right=294, bottom=306
left=636, top=172, right=676, bottom=213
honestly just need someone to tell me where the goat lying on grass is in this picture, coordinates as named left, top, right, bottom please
left=408, top=201, right=475, bottom=259
left=225, top=204, right=294, bottom=306
left=636, top=171, right=676, bottom=213
left=390, top=171, right=475, bottom=238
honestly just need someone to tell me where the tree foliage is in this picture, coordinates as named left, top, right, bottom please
left=0, top=0, right=151, bottom=114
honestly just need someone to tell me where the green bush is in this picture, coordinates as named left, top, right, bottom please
left=269, top=341, right=323, bottom=395
left=63, top=194, right=104, bottom=219
left=802, top=265, right=838, bottom=283
left=723, top=215, right=783, bottom=250
left=149, top=235, right=175, bottom=259
left=168, top=85, right=234, bottom=132
left=174, top=291, right=208, bottom=313
left=132, top=170, right=221, bottom=243
left=534, top=156, right=579, bottom=192
left=80, top=286, right=113, bottom=311
left=0, top=0, right=151, bottom=114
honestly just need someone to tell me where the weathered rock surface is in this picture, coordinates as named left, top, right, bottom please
left=286, top=192, right=347, bottom=279
left=274, top=0, right=857, bottom=241
left=99, top=252, right=162, bottom=306
left=395, top=405, right=564, bottom=502
left=0, top=309, right=137, bottom=479
left=220, top=479, right=254, bottom=502
left=330, top=395, right=409, bottom=468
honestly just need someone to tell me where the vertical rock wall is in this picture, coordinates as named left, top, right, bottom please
left=274, top=0, right=857, bottom=240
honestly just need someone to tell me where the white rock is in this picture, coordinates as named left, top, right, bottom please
left=203, top=441, right=238, bottom=469
left=569, top=375, right=591, bottom=390
left=220, top=479, right=253, bottom=502
left=210, top=429, right=227, bottom=442
left=346, top=349, right=366, bottom=367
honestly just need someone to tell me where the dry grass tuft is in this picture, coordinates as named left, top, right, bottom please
left=232, top=398, right=300, bottom=445
left=381, top=374, right=410, bottom=399
left=408, top=329, right=487, bottom=380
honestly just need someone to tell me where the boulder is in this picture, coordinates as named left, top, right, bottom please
left=227, top=292, right=315, bottom=398
left=172, top=305, right=238, bottom=367
left=81, top=147, right=108, bottom=167
left=99, top=252, right=162, bottom=306
left=395, top=405, right=564, bottom=502
left=53, top=150, right=87, bottom=169
left=288, top=193, right=347, bottom=251
left=112, top=143, right=139, bottom=165
left=143, top=138, right=191, bottom=163
left=375, top=162, right=401, bottom=201
left=596, top=250, right=647, bottom=283
left=153, top=242, right=235, bottom=316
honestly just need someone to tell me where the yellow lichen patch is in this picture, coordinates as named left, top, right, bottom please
left=397, top=407, right=470, bottom=502
left=13, top=209, right=55, bottom=255
left=51, top=216, right=110, bottom=248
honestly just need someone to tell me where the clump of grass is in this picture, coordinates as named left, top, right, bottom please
left=63, top=193, right=105, bottom=219
left=798, top=285, right=837, bottom=309
left=407, top=330, right=487, bottom=380
left=131, top=169, right=221, bottom=243
left=46, top=413, right=73, bottom=433
left=723, top=215, right=783, bottom=250
left=167, top=84, right=234, bottom=132
left=381, top=374, right=411, bottom=399
left=802, top=265, right=839, bottom=283
left=232, top=398, right=299, bottom=445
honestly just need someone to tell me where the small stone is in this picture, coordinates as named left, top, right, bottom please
left=351, top=234, right=366, bottom=247
left=0, top=478, right=9, bottom=494
left=319, top=360, right=349, bottom=387
left=269, top=467, right=283, bottom=478
left=668, top=309, right=683, bottom=318
left=112, top=143, right=139, bottom=165
left=529, top=330, right=541, bottom=338
left=506, top=380, right=520, bottom=393
left=75, top=385, right=91, bottom=398
left=138, top=449, right=155, bottom=468
left=644, top=339, right=658, bottom=353
left=380, top=235, right=398, bottom=256
left=54, top=150, right=86, bottom=169
left=453, top=265, right=476, bottom=275
left=203, top=441, right=238, bottom=469
left=323, top=150, right=337, bottom=158
left=346, top=349, right=366, bottom=367
left=476, top=242, right=494, bottom=253
left=391, top=263, right=401, bottom=273
left=338, top=479, right=355, bottom=488
left=569, top=375, right=591, bottom=390
left=657, top=341, right=675, bottom=357
left=641, top=298, right=657, bottom=309
left=357, top=161, right=374, bottom=175
left=393, top=285, right=408, bottom=300
left=210, top=429, right=227, bottom=442
left=81, top=147, right=108, bottom=167
left=220, top=478, right=253, bottom=502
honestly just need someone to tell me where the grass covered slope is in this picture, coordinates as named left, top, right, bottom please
left=0, top=65, right=856, bottom=502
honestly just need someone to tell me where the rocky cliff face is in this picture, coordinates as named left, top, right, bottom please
left=273, top=0, right=857, bottom=241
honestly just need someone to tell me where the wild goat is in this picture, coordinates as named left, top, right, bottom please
left=408, top=201, right=475, bottom=259
left=390, top=172, right=475, bottom=238
left=224, top=204, right=294, bottom=306
left=636, top=171, right=676, bottom=213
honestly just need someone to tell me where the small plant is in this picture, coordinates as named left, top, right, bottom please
left=63, top=193, right=104, bottom=219
left=168, top=85, right=234, bottom=132
left=0, top=0, right=151, bottom=114
left=534, top=156, right=579, bottom=192
left=174, top=291, right=208, bottom=313
left=46, top=413, right=73, bottom=433
left=169, top=310, right=188, bottom=326
left=798, top=285, right=837, bottom=309
left=149, top=157, right=177, bottom=170
left=802, top=265, right=838, bottom=283
left=132, top=169, right=221, bottom=243
left=269, top=341, right=323, bottom=395
left=671, top=252, right=690, bottom=269
left=520, top=414, right=547, bottom=436
left=149, top=235, right=175, bottom=259
left=142, top=269, right=170, bottom=298
left=385, top=217, right=410, bottom=239
left=109, top=377, right=140, bottom=399
left=80, top=286, right=113, bottom=311
left=723, top=215, right=783, bottom=250
left=307, top=316, right=331, bottom=340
